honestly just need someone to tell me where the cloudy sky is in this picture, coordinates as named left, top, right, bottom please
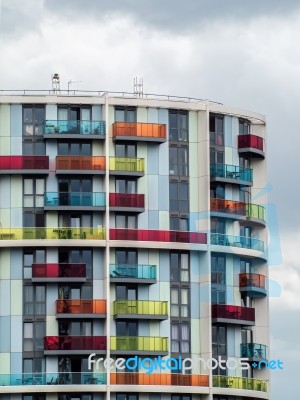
left=0, top=0, right=298, bottom=398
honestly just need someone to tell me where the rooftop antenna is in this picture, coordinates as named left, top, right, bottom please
left=68, top=79, right=83, bottom=94
left=52, top=73, right=60, bottom=93
left=133, top=77, right=143, bottom=97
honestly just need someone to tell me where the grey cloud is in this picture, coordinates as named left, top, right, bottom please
left=43, top=0, right=300, bottom=31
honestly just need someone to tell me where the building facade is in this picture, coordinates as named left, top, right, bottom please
left=0, top=91, right=269, bottom=400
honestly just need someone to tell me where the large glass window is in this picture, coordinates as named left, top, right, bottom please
left=171, top=323, right=190, bottom=353
left=116, top=249, right=137, bottom=264
left=57, top=142, right=92, bottom=156
left=169, top=110, right=188, bottom=142
left=115, top=214, right=137, bottom=229
left=23, top=249, right=45, bottom=279
left=170, top=252, right=189, bottom=282
left=115, top=106, right=136, bottom=122
left=210, top=114, right=224, bottom=146
left=170, top=182, right=189, bottom=212
left=171, top=287, right=189, bottom=317
left=169, top=146, right=188, bottom=176
left=24, top=178, right=45, bottom=208
left=24, top=286, right=46, bottom=315
left=210, top=183, right=225, bottom=199
left=23, top=106, right=45, bottom=137
left=23, top=321, right=45, bottom=352
left=115, top=179, right=137, bottom=194
left=115, top=143, right=137, bottom=158
left=212, top=325, right=227, bottom=355
left=211, top=255, right=226, bottom=284
left=239, top=119, right=251, bottom=135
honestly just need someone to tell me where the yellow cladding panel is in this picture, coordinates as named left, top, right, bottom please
left=0, top=250, right=10, bottom=279
left=0, top=354, right=10, bottom=373
left=11, top=280, right=22, bottom=315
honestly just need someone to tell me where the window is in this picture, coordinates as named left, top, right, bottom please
left=116, top=395, right=138, bottom=400
left=239, top=185, right=251, bottom=203
left=58, top=321, right=92, bottom=336
left=116, top=249, right=137, bottom=265
left=116, top=285, right=137, bottom=300
left=171, top=287, right=189, bottom=317
left=23, top=358, right=45, bottom=374
left=171, top=323, right=190, bottom=353
left=58, top=213, right=93, bottom=229
left=24, top=286, right=46, bottom=315
left=240, top=258, right=253, bottom=274
left=23, top=395, right=46, bottom=400
left=59, top=395, right=92, bottom=400
left=58, top=285, right=92, bottom=300
left=24, top=178, right=45, bottom=208
left=240, top=226, right=252, bottom=247
left=23, top=106, right=45, bottom=137
left=170, top=252, right=189, bottom=282
left=210, top=114, right=224, bottom=146
left=57, top=142, right=92, bottom=156
left=239, top=119, right=251, bottom=135
left=169, top=146, right=188, bottom=176
left=210, top=183, right=225, bottom=199
left=239, top=156, right=251, bottom=169
left=169, top=110, right=188, bottom=142
left=170, top=216, right=188, bottom=231
left=116, top=321, right=138, bottom=336
left=23, top=106, right=46, bottom=156
left=171, top=396, right=190, bottom=400
left=23, top=321, right=45, bottom=352
left=212, top=325, right=227, bottom=355
left=115, top=106, right=136, bottom=122
left=211, top=218, right=225, bottom=234
left=211, top=287, right=226, bottom=304
left=116, top=179, right=137, bottom=194
left=58, top=106, right=91, bottom=121
left=211, top=255, right=226, bottom=284
left=115, top=214, right=137, bottom=229
left=24, top=249, right=45, bottom=279
left=210, top=148, right=224, bottom=165
left=170, top=182, right=189, bottom=212
left=115, top=143, right=137, bottom=158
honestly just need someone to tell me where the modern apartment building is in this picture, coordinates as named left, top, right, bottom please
left=0, top=90, right=269, bottom=400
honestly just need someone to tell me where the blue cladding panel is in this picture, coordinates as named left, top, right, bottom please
left=10, top=208, right=22, bottom=228
left=10, top=317, right=22, bottom=352
left=224, top=116, right=233, bottom=147
left=10, top=105, right=22, bottom=138
left=190, top=283, right=200, bottom=318
left=147, top=108, right=159, bottom=122
left=158, top=175, right=169, bottom=211
left=10, top=249, right=22, bottom=280
left=148, top=175, right=159, bottom=210
left=227, top=326, right=236, bottom=357
left=0, top=281, right=10, bottom=315
left=147, top=146, right=159, bottom=175
left=159, top=252, right=169, bottom=282
left=92, top=105, right=102, bottom=120
left=0, top=177, right=10, bottom=208
left=148, top=211, right=159, bottom=229
left=93, top=250, right=103, bottom=280
left=0, top=316, right=11, bottom=351
left=11, top=352, right=22, bottom=374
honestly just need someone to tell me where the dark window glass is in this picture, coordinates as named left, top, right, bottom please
left=211, top=255, right=226, bottom=284
left=116, top=143, right=137, bottom=158
left=115, top=106, right=136, bottom=122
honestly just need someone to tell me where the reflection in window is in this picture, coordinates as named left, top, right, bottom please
left=169, top=110, right=188, bottom=142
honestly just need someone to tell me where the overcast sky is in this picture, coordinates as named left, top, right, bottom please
left=0, top=0, right=298, bottom=398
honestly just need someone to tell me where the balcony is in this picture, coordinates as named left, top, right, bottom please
left=110, top=264, right=157, bottom=284
left=211, top=304, right=255, bottom=325
left=241, top=343, right=268, bottom=361
left=44, top=120, right=105, bottom=138
left=32, top=263, right=86, bottom=282
left=213, top=375, right=268, bottom=392
left=0, top=227, right=106, bottom=241
left=211, top=233, right=264, bottom=252
left=210, top=164, right=253, bottom=185
left=56, top=299, right=106, bottom=318
left=0, top=156, right=49, bottom=174
left=110, top=373, right=209, bottom=387
left=0, top=372, right=106, bottom=386
left=44, top=192, right=105, bottom=210
left=44, top=336, right=106, bottom=355
left=210, top=198, right=266, bottom=224
left=110, top=336, right=168, bottom=356
left=110, top=228, right=207, bottom=244
left=238, top=134, right=265, bottom=158
left=113, top=300, right=168, bottom=320
left=109, top=157, right=144, bottom=176
left=112, top=122, right=166, bottom=143
left=239, top=273, right=267, bottom=297
left=56, top=156, right=105, bottom=174
left=109, top=193, right=145, bottom=212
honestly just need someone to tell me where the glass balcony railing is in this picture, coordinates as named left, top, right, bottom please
left=239, top=273, right=266, bottom=289
left=112, top=122, right=166, bottom=140
left=0, top=372, right=106, bottom=386
left=113, top=300, right=168, bottom=316
left=210, top=198, right=266, bottom=222
left=211, top=304, right=255, bottom=322
left=110, top=373, right=209, bottom=386
left=45, top=120, right=105, bottom=136
left=210, top=164, right=253, bottom=183
left=33, top=263, right=86, bottom=278
left=56, top=299, right=106, bottom=314
left=0, top=227, right=106, bottom=240
left=44, top=336, right=106, bottom=351
left=0, top=156, right=49, bottom=170
left=240, top=343, right=268, bottom=359
left=44, top=192, right=106, bottom=207
left=109, top=264, right=157, bottom=280
left=110, top=229, right=207, bottom=244
left=238, top=134, right=265, bottom=152
left=110, top=336, right=168, bottom=352
left=56, top=156, right=106, bottom=171
left=109, top=193, right=145, bottom=208
left=211, top=233, right=264, bottom=252
left=213, top=375, right=268, bottom=392
left=109, top=157, right=144, bottom=173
